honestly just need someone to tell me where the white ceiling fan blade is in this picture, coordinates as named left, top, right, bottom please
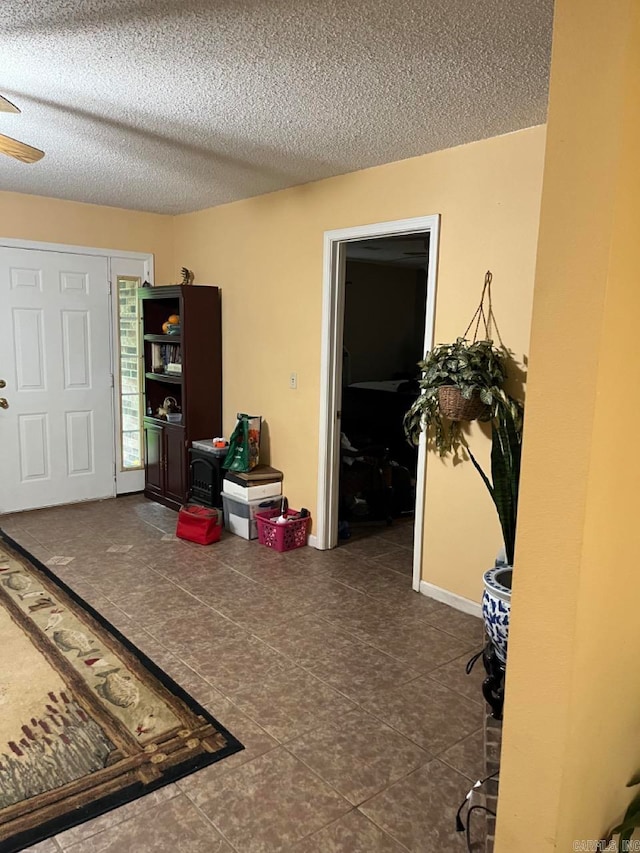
left=0, top=133, right=44, bottom=163
left=0, top=95, right=20, bottom=114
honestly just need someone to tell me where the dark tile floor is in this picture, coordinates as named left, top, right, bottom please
left=1, top=496, right=486, bottom=853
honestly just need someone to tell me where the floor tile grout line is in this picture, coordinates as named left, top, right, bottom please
left=184, top=794, right=245, bottom=853
left=252, top=619, right=428, bottom=671
left=204, top=648, right=482, bottom=760
left=54, top=788, right=184, bottom=850
left=437, top=738, right=486, bottom=784
left=354, top=763, right=469, bottom=853
left=313, top=613, right=477, bottom=670
left=282, top=731, right=433, bottom=807
left=351, top=756, right=439, bottom=813
left=424, top=668, right=487, bottom=709
left=352, top=806, right=415, bottom=853
left=297, top=805, right=416, bottom=853
left=311, top=666, right=481, bottom=755
left=184, top=747, right=353, bottom=850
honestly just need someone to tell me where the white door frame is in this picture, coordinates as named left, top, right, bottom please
left=316, top=215, right=440, bottom=592
left=0, top=237, right=154, bottom=499
left=110, top=256, right=150, bottom=494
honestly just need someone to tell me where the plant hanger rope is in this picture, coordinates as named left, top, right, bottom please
left=462, top=271, right=506, bottom=348
left=403, top=268, right=522, bottom=456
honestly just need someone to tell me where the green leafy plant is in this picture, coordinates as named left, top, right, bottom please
left=403, top=336, right=520, bottom=455
left=403, top=272, right=525, bottom=566
left=608, top=773, right=640, bottom=850
left=467, top=403, right=523, bottom=566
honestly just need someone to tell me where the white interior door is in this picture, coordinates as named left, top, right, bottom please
left=0, top=247, right=115, bottom=513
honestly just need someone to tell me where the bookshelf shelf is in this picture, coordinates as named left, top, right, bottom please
left=143, top=334, right=182, bottom=344
left=145, top=372, right=183, bottom=385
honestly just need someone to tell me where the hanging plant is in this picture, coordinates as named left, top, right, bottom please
left=403, top=271, right=522, bottom=455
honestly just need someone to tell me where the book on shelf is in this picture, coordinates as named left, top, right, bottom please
left=151, top=343, right=182, bottom=372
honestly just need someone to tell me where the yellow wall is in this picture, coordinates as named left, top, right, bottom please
left=0, top=131, right=545, bottom=604
left=496, top=0, right=640, bottom=848
left=0, top=191, right=174, bottom=282
left=174, top=127, right=546, bottom=601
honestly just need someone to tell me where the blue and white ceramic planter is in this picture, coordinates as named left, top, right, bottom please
left=482, top=566, right=513, bottom=663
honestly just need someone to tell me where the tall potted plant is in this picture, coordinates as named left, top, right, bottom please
left=403, top=271, right=524, bottom=663
left=467, top=403, right=523, bottom=663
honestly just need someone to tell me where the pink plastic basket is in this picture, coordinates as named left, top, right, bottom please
left=255, top=509, right=311, bottom=552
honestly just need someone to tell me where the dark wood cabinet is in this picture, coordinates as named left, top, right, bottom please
left=139, top=285, right=221, bottom=511
left=142, top=420, right=187, bottom=505
left=143, top=422, right=164, bottom=496
left=164, top=425, right=186, bottom=504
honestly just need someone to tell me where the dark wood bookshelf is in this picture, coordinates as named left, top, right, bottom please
left=139, top=285, right=222, bottom=511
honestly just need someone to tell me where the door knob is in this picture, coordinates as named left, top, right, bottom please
left=0, top=398, right=8, bottom=409
left=0, top=380, right=5, bottom=389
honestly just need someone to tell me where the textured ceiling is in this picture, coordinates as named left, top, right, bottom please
left=0, top=0, right=553, bottom=215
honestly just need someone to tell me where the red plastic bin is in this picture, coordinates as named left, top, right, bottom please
left=255, top=509, right=310, bottom=552
left=176, top=504, right=223, bottom=545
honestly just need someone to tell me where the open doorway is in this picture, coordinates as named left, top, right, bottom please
left=316, top=215, right=440, bottom=592
left=338, top=234, right=428, bottom=542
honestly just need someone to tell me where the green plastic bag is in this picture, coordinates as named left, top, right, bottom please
left=222, top=414, right=262, bottom=472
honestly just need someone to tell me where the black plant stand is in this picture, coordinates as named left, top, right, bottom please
left=481, top=641, right=506, bottom=720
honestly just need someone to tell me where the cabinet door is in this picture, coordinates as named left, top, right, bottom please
left=164, top=426, right=186, bottom=504
left=144, top=423, right=164, bottom=495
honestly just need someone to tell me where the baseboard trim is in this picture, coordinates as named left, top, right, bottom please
left=419, top=580, right=482, bottom=619
left=308, top=534, right=318, bottom=549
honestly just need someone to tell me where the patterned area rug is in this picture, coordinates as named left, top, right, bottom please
left=0, top=532, right=243, bottom=852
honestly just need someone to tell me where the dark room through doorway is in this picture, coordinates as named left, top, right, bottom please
left=338, top=232, right=429, bottom=545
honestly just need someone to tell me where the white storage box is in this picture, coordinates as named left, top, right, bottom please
left=221, top=493, right=282, bottom=540
left=223, top=478, right=283, bottom=501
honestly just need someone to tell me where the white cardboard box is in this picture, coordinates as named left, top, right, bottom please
left=222, top=478, right=283, bottom=501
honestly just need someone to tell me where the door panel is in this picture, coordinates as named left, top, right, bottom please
left=13, top=308, right=46, bottom=390
left=0, top=247, right=115, bottom=512
left=61, top=310, right=91, bottom=389
left=10, top=266, right=42, bottom=291
left=164, top=426, right=186, bottom=504
left=18, top=413, right=50, bottom=481
left=143, top=422, right=163, bottom=495
left=65, top=410, right=94, bottom=475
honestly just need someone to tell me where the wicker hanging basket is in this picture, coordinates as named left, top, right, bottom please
left=437, top=386, right=489, bottom=422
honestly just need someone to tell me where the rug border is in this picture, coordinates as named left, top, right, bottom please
left=0, top=529, right=244, bottom=853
